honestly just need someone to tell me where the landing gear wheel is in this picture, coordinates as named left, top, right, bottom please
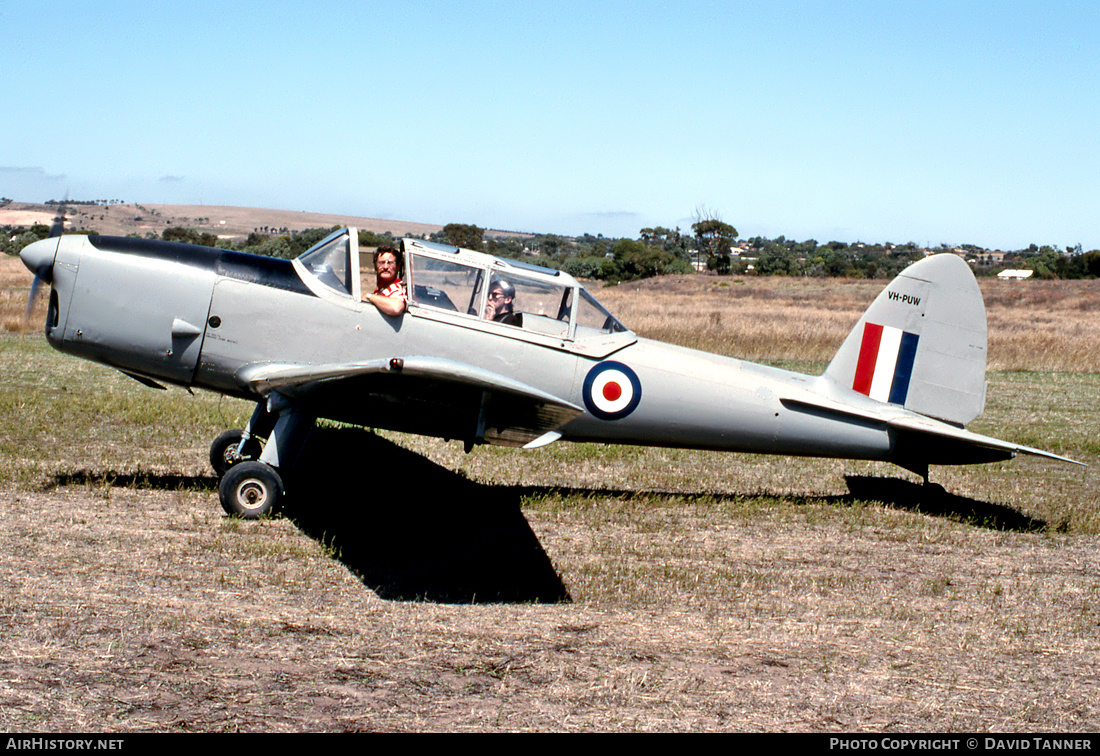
left=219, top=462, right=284, bottom=519
left=210, top=429, right=261, bottom=476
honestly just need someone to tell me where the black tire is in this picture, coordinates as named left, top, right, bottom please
left=219, top=462, right=284, bottom=519
left=209, top=429, right=261, bottom=476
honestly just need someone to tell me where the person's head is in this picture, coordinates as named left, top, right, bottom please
left=373, top=246, right=403, bottom=286
left=486, top=278, right=515, bottom=318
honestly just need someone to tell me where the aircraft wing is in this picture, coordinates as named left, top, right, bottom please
left=780, top=395, right=1083, bottom=467
left=237, top=356, right=583, bottom=448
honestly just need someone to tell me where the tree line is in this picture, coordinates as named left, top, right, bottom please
left=45, top=198, right=126, bottom=206
left=432, top=219, right=1100, bottom=281
left=4, top=216, right=1098, bottom=281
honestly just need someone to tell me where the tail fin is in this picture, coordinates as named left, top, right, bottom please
left=823, top=254, right=987, bottom=426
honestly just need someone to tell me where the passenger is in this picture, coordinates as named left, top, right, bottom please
left=363, top=245, right=407, bottom=316
left=484, top=279, right=523, bottom=327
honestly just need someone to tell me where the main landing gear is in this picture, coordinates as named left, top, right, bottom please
left=209, top=393, right=314, bottom=519
left=219, top=461, right=284, bottom=518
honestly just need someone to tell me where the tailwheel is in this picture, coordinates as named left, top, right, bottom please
left=219, top=461, right=284, bottom=519
left=210, top=429, right=261, bottom=476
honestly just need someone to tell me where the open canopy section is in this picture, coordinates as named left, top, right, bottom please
left=295, top=227, right=360, bottom=300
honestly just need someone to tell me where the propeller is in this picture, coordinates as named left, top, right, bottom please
left=19, top=196, right=67, bottom=338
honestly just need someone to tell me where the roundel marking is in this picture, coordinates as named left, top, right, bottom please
left=583, top=361, right=642, bottom=421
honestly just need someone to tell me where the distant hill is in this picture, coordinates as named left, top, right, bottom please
left=0, top=201, right=529, bottom=241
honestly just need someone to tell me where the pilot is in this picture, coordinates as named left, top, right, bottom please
left=484, top=278, right=522, bottom=327
left=363, top=245, right=407, bottom=316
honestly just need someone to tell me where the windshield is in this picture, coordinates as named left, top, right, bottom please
left=297, top=228, right=356, bottom=296
left=576, top=288, right=628, bottom=336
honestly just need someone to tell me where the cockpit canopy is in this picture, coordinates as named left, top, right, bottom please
left=404, top=239, right=628, bottom=340
left=294, top=229, right=632, bottom=351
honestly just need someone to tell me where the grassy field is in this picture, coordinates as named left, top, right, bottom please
left=1, top=267, right=1098, bottom=732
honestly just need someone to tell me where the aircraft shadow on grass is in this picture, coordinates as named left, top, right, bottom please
left=840, top=475, right=1050, bottom=532
left=281, top=427, right=572, bottom=604
left=46, top=431, right=1049, bottom=604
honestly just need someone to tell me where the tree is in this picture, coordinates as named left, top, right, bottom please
left=706, top=253, right=731, bottom=274
left=162, top=226, right=218, bottom=247
left=442, top=223, right=485, bottom=251
left=2, top=224, right=50, bottom=257
left=691, top=207, right=737, bottom=274
left=358, top=229, right=394, bottom=248
left=486, top=237, right=525, bottom=259
left=612, top=238, right=658, bottom=280
left=562, top=255, right=615, bottom=280
left=641, top=225, right=693, bottom=262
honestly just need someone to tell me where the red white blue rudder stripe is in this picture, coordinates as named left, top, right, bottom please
left=852, top=323, right=920, bottom=405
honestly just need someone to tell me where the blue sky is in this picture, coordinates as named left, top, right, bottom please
left=3, top=0, right=1098, bottom=250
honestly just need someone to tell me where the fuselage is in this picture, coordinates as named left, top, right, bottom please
left=24, top=232, right=898, bottom=464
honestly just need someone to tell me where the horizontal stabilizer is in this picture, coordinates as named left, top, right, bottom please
left=781, top=395, right=1082, bottom=468
left=886, top=413, right=1083, bottom=467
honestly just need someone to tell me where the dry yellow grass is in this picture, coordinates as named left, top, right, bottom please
left=0, top=257, right=43, bottom=334
left=982, top=281, right=1100, bottom=372
left=0, top=255, right=33, bottom=289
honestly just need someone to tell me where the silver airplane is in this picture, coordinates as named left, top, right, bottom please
left=19, top=227, right=1078, bottom=518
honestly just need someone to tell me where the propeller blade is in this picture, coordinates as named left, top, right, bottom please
left=21, top=273, right=45, bottom=337
left=49, top=194, right=68, bottom=238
